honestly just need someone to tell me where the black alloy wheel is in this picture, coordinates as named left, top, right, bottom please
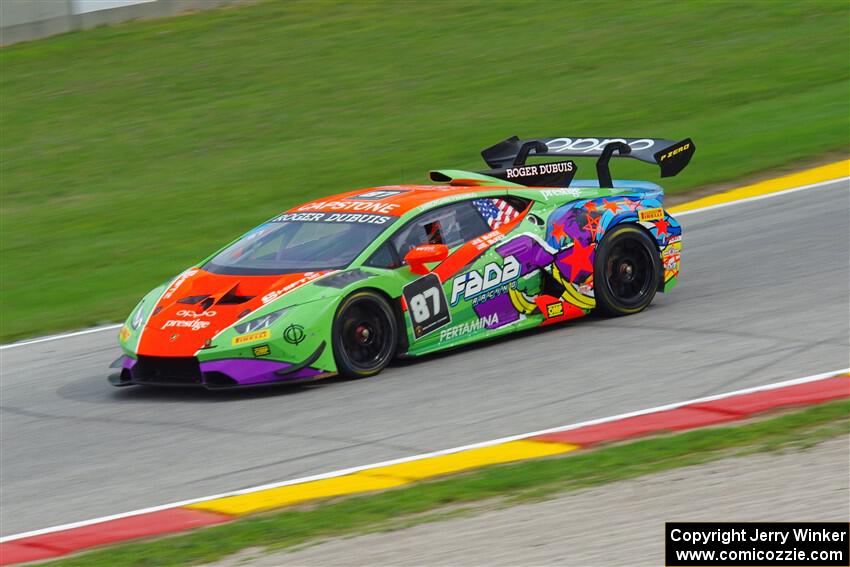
left=593, top=224, right=661, bottom=316
left=332, top=291, right=398, bottom=378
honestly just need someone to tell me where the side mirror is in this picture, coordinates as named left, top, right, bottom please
left=404, top=244, right=448, bottom=275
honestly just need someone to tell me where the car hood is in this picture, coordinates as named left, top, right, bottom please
left=136, top=268, right=333, bottom=357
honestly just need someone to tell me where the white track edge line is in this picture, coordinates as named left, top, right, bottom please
left=0, top=324, right=123, bottom=350
left=1, top=174, right=846, bottom=351
left=2, top=367, right=847, bottom=543
left=674, top=177, right=849, bottom=217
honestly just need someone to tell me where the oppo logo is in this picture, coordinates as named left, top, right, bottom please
left=176, top=309, right=216, bottom=318
left=545, top=138, right=655, bottom=153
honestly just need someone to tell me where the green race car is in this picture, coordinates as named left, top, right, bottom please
left=110, top=135, right=693, bottom=388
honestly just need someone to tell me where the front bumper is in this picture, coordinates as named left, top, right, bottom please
left=108, top=342, right=330, bottom=389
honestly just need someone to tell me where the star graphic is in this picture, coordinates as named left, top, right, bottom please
left=655, top=218, right=670, bottom=236
left=583, top=215, right=603, bottom=240
left=583, top=201, right=597, bottom=212
left=624, top=199, right=640, bottom=211
left=564, top=216, right=587, bottom=244
left=557, top=239, right=595, bottom=282
left=550, top=222, right=568, bottom=243
left=601, top=199, right=622, bottom=214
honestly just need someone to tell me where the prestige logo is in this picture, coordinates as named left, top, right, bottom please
left=161, top=319, right=210, bottom=331
left=450, top=256, right=521, bottom=305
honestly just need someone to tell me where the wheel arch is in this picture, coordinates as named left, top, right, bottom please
left=335, top=284, right=409, bottom=361
left=601, top=219, right=665, bottom=291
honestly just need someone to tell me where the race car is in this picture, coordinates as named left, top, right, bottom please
left=110, top=135, right=693, bottom=388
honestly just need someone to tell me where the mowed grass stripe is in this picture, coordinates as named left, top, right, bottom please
left=1, top=0, right=848, bottom=340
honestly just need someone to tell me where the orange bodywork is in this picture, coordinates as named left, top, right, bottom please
left=137, top=270, right=331, bottom=357
left=137, top=184, right=512, bottom=356
left=288, top=185, right=508, bottom=217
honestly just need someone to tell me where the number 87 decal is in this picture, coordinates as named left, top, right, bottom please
left=402, top=273, right=451, bottom=339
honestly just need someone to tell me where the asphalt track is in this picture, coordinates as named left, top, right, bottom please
left=1, top=180, right=848, bottom=537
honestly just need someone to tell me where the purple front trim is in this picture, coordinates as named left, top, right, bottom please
left=200, top=358, right=322, bottom=386
left=122, top=356, right=137, bottom=370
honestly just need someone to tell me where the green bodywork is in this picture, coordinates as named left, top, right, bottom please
left=118, top=176, right=679, bottom=378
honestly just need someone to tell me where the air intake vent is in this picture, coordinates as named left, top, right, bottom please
left=133, top=356, right=202, bottom=385
left=178, top=295, right=209, bottom=304
left=217, top=284, right=254, bottom=305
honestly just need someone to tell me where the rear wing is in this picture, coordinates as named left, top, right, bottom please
left=480, top=136, right=695, bottom=188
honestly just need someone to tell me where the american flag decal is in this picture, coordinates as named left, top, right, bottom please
left=473, top=198, right=519, bottom=230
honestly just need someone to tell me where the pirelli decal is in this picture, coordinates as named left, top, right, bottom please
left=638, top=208, right=664, bottom=222
left=232, top=329, right=271, bottom=345
left=656, top=141, right=691, bottom=162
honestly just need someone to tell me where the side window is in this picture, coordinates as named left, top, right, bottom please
left=364, top=198, right=528, bottom=269
left=470, top=197, right=527, bottom=230
left=391, top=201, right=490, bottom=260
left=364, top=241, right=401, bottom=269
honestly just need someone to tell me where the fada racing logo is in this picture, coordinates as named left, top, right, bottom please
left=450, top=256, right=521, bottom=305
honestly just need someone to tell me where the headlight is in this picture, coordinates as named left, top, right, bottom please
left=130, top=302, right=146, bottom=330
left=234, top=307, right=289, bottom=334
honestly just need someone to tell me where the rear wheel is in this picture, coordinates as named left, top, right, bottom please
left=332, top=291, right=398, bottom=378
left=593, top=224, right=661, bottom=316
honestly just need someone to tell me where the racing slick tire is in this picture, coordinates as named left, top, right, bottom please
left=332, top=290, right=398, bottom=378
left=593, top=223, right=661, bottom=317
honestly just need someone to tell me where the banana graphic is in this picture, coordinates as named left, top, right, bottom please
left=553, top=265, right=596, bottom=309
left=508, top=286, right=538, bottom=315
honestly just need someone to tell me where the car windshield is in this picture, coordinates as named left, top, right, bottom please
left=204, top=212, right=397, bottom=275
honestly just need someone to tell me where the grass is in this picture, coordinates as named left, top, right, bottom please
left=1, top=0, right=848, bottom=340
left=45, top=399, right=850, bottom=567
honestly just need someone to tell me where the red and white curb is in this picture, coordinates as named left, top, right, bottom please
left=1, top=369, right=847, bottom=565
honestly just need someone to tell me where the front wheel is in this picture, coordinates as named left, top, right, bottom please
left=593, top=224, right=661, bottom=316
left=332, top=291, right=398, bottom=378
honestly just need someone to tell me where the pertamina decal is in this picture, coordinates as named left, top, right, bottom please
left=638, top=208, right=664, bottom=222
left=232, top=329, right=271, bottom=345
left=439, top=313, right=499, bottom=343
